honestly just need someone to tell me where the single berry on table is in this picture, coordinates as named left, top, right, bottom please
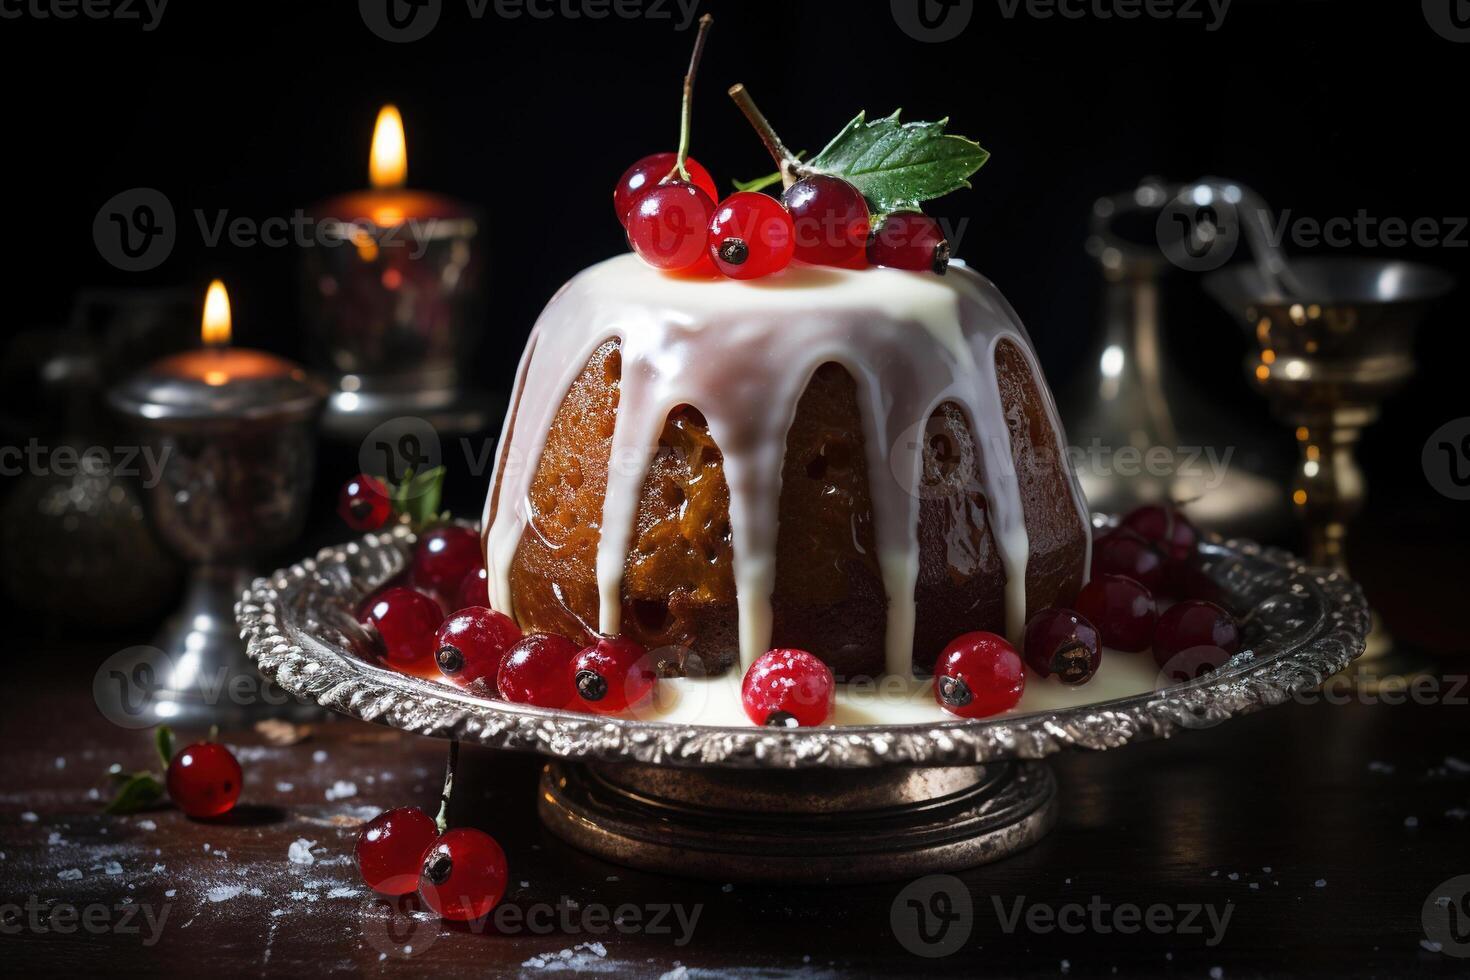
left=497, top=633, right=579, bottom=708
left=1090, top=528, right=1168, bottom=593
left=356, top=806, right=438, bottom=895
left=626, top=181, right=718, bottom=272
left=363, top=587, right=445, bottom=669
left=418, top=828, right=509, bottom=922
left=570, top=635, right=657, bottom=713
left=932, top=631, right=1026, bottom=718
left=1153, top=600, right=1241, bottom=677
left=435, top=607, right=522, bottom=689
left=781, top=175, right=871, bottom=269
left=1121, top=504, right=1198, bottom=562
left=614, top=152, right=717, bottom=225
left=741, top=648, right=835, bottom=727
left=1074, top=573, right=1157, bottom=652
left=707, top=192, right=795, bottom=279
left=165, top=742, right=242, bottom=818
left=338, top=474, right=391, bottom=531
left=412, top=524, right=482, bottom=595
left=1023, top=608, right=1102, bottom=684
left=867, top=211, right=951, bottom=274
left=453, top=563, right=489, bottom=612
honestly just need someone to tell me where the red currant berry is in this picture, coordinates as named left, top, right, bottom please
left=933, top=632, right=1025, bottom=718
left=497, top=633, right=578, bottom=708
left=741, top=649, right=835, bottom=727
left=363, top=587, right=444, bottom=669
left=339, top=474, right=391, bottom=532
left=1153, top=600, right=1241, bottom=671
left=708, top=192, right=795, bottom=279
left=453, top=563, right=489, bottom=612
left=1090, top=528, right=1168, bottom=593
left=614, top=153, right=717, bottom=226
left=355, top=806, right=438, bottom=896
left=1074, top=573, right=1157, bottom=652
left=1121, top=504, right=1198, bottom=562
left=165, top=742, right=241, bottom=819
left=418, top=828, right=508, bottom=922
left=412, top=525, right=482, bottom=595
left=570, top=636, right=656, bottom=713
left=435, top=607, right=522, bottom=689
left=626, top=180, right=717, bottom=271
left=781, top=175, right=870, bottom=268
left=868, top=211, right=951, bottom=274
left=1022, top=608, right=1102, bottom=685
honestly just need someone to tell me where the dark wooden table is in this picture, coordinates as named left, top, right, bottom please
left=2, top=649, right=1467, bottom=978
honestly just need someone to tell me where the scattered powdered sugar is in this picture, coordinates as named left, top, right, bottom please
left=326, top=886, right=360, bottom=899
left=1314, top=879, right=1327, bottom=888
left=57, top=868, right=83, bottom=881
left=165, top=889, right=176, bottom=898
left=324, top=781, right=358, bottom=802
left=1421, top=939, right=1443, bottom=953
left=20, top=812, right=38, bottom=823
left=1367, top=761, right=1395, bottom=774
left=522, top=942, right=611, bottom=971
left=137, top=820, right=157, bottom=831
left=206, top=884, right=244, bottom=903
left=287, top=839, right=318, bottom=866
left=104, top=861, right=123, bottom=876
left=1405, top=816, right=1420, bottom=829
left=275, top=782, right=295, bottom=793
left=312, top=750, right=328, bottom=764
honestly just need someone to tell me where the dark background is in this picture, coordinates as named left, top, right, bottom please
left=1, top=0, right=1467, bottom=644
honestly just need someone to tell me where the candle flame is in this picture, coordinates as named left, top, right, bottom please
left=369, top=104, right=407, bottom=190
left=202, top=279, right=231, bottom=347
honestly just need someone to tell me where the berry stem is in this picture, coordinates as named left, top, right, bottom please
left=670, top=13, right=714, bottom=183
left=434, top=738, right=459, bottom=835
left=727, top=83, right=807, bottom=190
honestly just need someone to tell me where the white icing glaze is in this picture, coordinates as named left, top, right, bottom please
left=482, top=254, right=1092, bottom=705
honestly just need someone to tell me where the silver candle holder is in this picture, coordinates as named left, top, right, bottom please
left=108, top=282, right=327, bottom=725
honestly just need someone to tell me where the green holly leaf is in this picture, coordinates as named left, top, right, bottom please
left=154, top=725, right=175, bottom=771
left=104, top=772, right=165, bottom=815
left=393, top=466, right=446, bottom=527
left=807, top=110, right=989, bottom=216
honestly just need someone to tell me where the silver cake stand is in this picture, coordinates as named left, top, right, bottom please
left=237, top=522, right=1368, bottom=883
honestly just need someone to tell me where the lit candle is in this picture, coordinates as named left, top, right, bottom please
left=302, top=104, right=484, bottom=436
left=127, top=281, right=321, bottom=420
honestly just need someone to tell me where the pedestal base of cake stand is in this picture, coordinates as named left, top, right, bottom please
left=537, top=759, right=1057, bottom=884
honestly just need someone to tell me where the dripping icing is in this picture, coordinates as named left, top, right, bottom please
left=482, top=254, right=1089, bottom=678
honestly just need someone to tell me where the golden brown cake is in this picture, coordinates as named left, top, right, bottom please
left=482, top=254, right=1090, bottom=682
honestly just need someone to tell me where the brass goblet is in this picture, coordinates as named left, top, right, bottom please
left=1204, top=257, right=1454, bottom=671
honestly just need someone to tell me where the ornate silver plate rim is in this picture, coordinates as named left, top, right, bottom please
left=237, top=522, right=1369, bottom=770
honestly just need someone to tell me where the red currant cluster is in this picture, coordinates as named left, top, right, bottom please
left=1037, top=504, right=1240, bottom=681
left=616, top=153, right=949, bottom=280
left=356, top=807, right=509, bottom=922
